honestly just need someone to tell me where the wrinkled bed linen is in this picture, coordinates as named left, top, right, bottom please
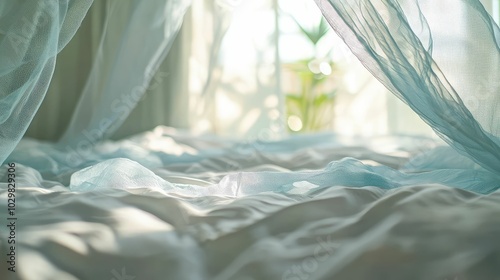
left=1, top=127, right=500, bottom=280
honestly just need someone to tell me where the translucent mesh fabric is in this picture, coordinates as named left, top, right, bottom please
left=314, top=0, right=500, bottom=174
left=58, top=0, right=191, bottom=146
left=0, top=0, right=93, bottom=165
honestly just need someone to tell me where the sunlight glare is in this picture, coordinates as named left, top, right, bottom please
left=288, top=115, right=303, bottom=131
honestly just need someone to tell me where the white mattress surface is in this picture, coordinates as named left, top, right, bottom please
left=1, top=127, right=499, bottom=279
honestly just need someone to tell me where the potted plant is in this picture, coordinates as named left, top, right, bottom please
left=283, top=16, right=338, bottom=133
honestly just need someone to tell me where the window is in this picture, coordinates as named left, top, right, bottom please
left=185, top=0, right=499, bottom=139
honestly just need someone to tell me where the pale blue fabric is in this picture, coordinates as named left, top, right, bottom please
left=58, top=0, right=192, bottom=146
left=0, top=0, right=93, bottom=165
left=314, top=0, right=500, bottom=175
left=0, top=0, right=191, bottom=166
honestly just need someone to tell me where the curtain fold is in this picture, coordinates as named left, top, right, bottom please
left=58, top=0, right=192, bottom=147
left=24, top=1, right=192, bottom=142
left=188, top=0, right=285, bottom=139
left=0, top=0, right=93, bottom=165
left=24, top=1, right=106, bottom=141
left=314, top=0, right=500, bottom=174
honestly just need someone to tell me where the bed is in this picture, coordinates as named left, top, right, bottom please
left=1, top=0, right=500, bottom=279
left=2, top=127, right=500, bottom=280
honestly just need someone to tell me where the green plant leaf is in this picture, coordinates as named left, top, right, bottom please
left=317, top=92, right=335, bottom=104
left=317, top=18, right=330, bottom=42
left=313, top=94, right=329, bottom=107
left=289, top=15, right=330, bottom=46
left=286, top=94, right=303, bottom=103
left=285, top=94, right=303, bottom=116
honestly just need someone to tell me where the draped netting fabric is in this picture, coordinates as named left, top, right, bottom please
left=0, top=0, right=499, bottom=194
left=314, top=0, right=500, bottom=174
left=0, top=0, right=192, bottom=170
left=0, top=0, right=93, bottom=165
left=58, top=0, right=192, bottom=146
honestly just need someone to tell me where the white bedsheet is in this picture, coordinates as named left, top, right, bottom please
left=1, top=127, right=499, bottom=280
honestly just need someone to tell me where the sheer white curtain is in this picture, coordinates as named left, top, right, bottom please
left=188, top=0, right=438, bottom=138
left=186, top=0, right=285, bottom=140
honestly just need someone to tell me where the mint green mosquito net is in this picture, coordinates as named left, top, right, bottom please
left=0, top=0, right=191, bottom=165
left=0, top=0, right=499, bottom=193
left=315, top=0, right=500, bottom=175
left=0, top=0, right=93, bottom=165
